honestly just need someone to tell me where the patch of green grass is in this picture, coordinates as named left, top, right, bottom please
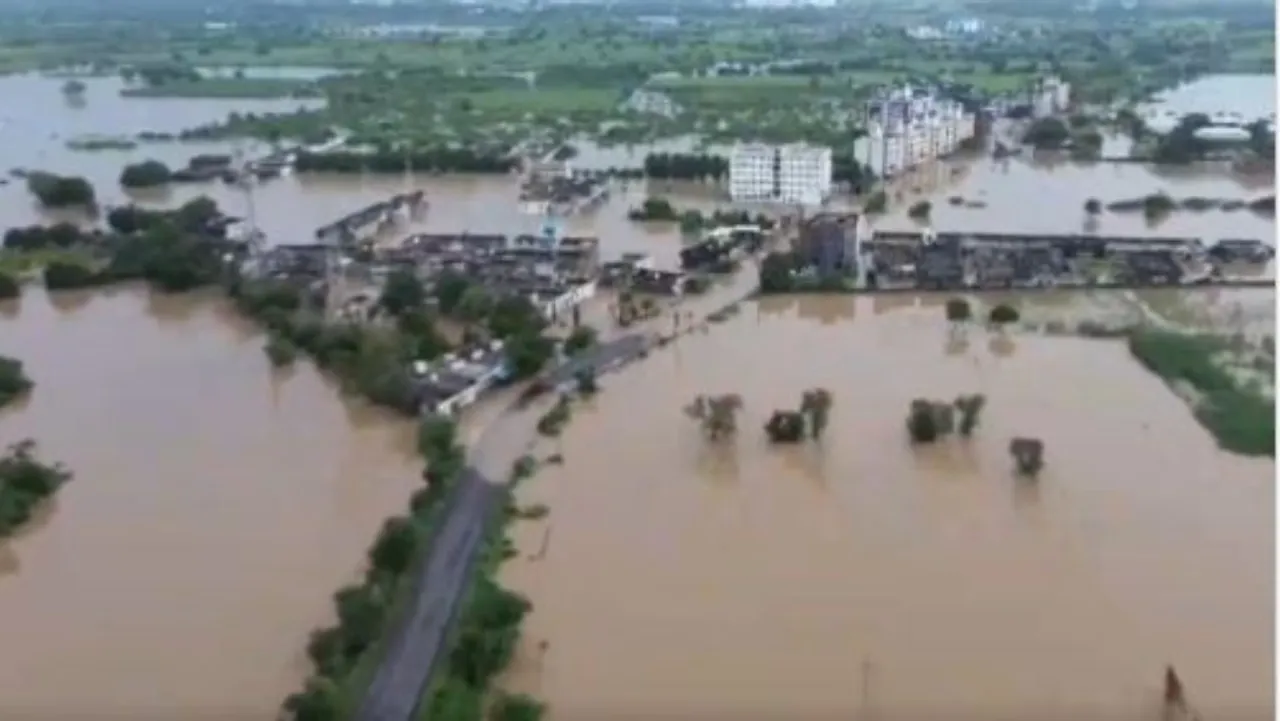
left=1127, top=329, right=1275, bottom=457
left=120, top=77, right=319, bottom=99
left=0, top=248, right=95, bottom=277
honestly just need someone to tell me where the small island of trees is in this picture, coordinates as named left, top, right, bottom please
left=25, top=171, right=96, bottom=209
left=0, top=440, right=73, bottom=539
left=0, top=356, right=34, bottom=408
left=120, top=159, right=173, bottom=188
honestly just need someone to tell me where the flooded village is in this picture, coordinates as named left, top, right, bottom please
left=0, top=68, right=1275, bottom=721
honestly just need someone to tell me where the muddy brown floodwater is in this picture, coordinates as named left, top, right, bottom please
left=0, top=286, right=423, bottom=718
left=498, top=293, right=1275, bottom=721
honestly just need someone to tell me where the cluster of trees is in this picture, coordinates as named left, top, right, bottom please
left=627, top=197, right=679, bottom=222
left=123, top=62, right=202, bottom=87
left=1022, top=117, right=1071, bottom=150
left=425, top=270, right=555, bottom=379
left=2, top=198, right=232, bottom=294
left=42, top=199, right=230, bottom=293
left=832, top=155, right=875, bottom=191
left=684, top=393, right=745, bottom=441
left=294, top=149, right=518, bottom=175
left=905, top=394, right=988, bottom=444
left=629, top=200, right=775, bottom=236
left=26, top=172, right=95, bottom=209
left=0, top=440, right=72, bottom=538
left=119, top=160, right=173, bottom=188
left=3, top=223, right=99, bottom=252
left=764, top=388, right=833, bottom=444
left=0, top=356, right=33, bottom=408
left=642, top=153, right=729, bottom=181
left=239, top=266, right=554, bottom=413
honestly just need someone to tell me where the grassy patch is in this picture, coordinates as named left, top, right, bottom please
left=1127, top=329, right=1275, bottom=457
left=0, top=247, right=95, bottom=277
left=120, top=77, right=319, bottom=99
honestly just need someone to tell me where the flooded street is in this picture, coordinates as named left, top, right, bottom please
left=0, top=287, right=421, bottom=717
left=498, top=293, right=1275, bottom=720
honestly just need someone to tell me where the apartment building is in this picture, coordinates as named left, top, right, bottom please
left=859, top=86, right=976, bottom=178
left=1032, top=75, right=1071, bottom=118
left=728, top=142, right=832, bottom=205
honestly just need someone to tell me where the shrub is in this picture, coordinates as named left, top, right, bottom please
left=989, top=303, right=1021, bottom=325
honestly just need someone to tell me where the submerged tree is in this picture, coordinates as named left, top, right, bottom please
left=574, top=367, right=598, bottom=396
left=945, top=297, right=972, bottom=324
left=799, top=387, right=834, bottom=440
left=906, top=399, right=957, bottom=444
left=954, top=394, right=987, bottom=437
left=1009, top=437, right=1045, bottom=477
left=764, top=410, right=807, bottom=444
left=684, top=393, right=743, bottom=441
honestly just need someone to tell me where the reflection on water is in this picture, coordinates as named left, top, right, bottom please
left=0, top=286, right=421, bottom=718
left=499, top=294, right=1274, bottom=720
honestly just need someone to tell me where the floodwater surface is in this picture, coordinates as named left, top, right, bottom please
left=499, top=294, right=1275, bottom=721
left=0, top=286, right=421, bottom=718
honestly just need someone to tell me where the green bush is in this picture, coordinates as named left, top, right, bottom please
left=0, top=440, right=72, bottom=537
left=0, top=356, right=33, bottom=408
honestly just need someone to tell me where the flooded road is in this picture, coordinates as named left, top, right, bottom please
left=0, top=286, right=421, bottom=718
left=498, top=293, right=1275, bottom=720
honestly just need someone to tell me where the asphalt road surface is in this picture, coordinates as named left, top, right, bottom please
left=352, top=334, right=652, bottom=721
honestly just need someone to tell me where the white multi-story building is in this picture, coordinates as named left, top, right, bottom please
left=728, top=143, right=832, bottom=205
left=1031, top=76, right=1071, bottom=118
left=859, top=86, right=976, bottom=178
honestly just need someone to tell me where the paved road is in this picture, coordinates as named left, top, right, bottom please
left=352, top=334, right=653, bottom=721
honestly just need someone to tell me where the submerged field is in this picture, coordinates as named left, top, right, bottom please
left=497, top=292, right=1275, bottom=720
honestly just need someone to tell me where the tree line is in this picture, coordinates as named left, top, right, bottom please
left=294, top=149, right=519, bottom=175
left=642, top=152, right=729, bottom=181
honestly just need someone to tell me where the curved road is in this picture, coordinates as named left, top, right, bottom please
left=354, top=334, right=650, bottom=721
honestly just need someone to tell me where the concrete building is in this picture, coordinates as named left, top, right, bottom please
left=1031, top=75, right=1071, bottom=118
left=860, top=86, right=976, bottom=178
left=728, top=143, right=832, bottom=205
left=621, top=89, right=681, bottom=118
left=794, top=212, right=869, bottom=277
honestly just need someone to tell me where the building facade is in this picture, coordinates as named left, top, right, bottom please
left=728, top=143, right=832, bottom=205
left=860, top=86, right=976, bottom=178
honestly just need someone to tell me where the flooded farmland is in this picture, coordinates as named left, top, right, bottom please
left=0, top=66, right=1275, bottom=719
left=498, top=292, right=1275, bottom=720
left=0, top=286, right=421, bottom=718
